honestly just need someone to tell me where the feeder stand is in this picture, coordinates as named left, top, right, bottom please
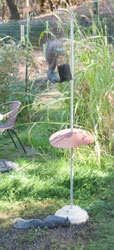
left=49, top=9, right=94, bottom=224
left=58, top=8, right=74, bottom=209
left=25, top=0, right=30, bottom=92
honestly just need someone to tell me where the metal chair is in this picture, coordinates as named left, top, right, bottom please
left=0, top=101, right=26, bottom=153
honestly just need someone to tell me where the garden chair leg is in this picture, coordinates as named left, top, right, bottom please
left=7, top=129, right=18, bottom=149
left=7, top=129, right=26, bottom=154
left=12, top=129, right=27, bottom=154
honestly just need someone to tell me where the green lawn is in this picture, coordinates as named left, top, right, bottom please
left=0, top=124, right=114, bottom=249
left=0, top=12, right=114, bottom=249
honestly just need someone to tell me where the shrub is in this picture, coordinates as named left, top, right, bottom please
left=0, top=39, right=31, bottom=103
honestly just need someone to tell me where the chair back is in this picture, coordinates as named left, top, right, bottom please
left=0, top=101, right=21, bottom=130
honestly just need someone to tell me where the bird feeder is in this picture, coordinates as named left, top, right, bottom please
left=49, top=9, right=94, bottom=224
left=56, top=46, right=72, bottom=82
left=54, top=47, right=71, bottom=82
left=58, top=63, right=72, bottom=82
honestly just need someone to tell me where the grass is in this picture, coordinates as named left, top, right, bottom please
left=0, top=125, right=114, bottom=249
left=0, top=10, right=114, bottom=249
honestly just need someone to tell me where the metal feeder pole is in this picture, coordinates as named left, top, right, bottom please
left=58, top=9, right=74, bottom=209
left=25, top=0, right=30, bottom=92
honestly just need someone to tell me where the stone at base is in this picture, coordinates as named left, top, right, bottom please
left=0, top=159, right=19, bottom=173
left=55, top=205, right=89, bottom=224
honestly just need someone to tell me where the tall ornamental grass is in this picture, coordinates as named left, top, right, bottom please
left=58, top=23, right=114, bottom=150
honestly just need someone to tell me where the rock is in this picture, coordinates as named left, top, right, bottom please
left=0, top=159, right=19, bottom=173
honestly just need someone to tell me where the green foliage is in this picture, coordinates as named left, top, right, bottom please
left=0, top=8, right=114, bottom=250
left=0, top=134, right=114, bottom=249
left=0, top=39, right=33, bottom=103
left=58, top=32, right=114, bottom=147
left=0, top=22, right=21, bottom=40
left=39, top=21, right=55, bottom=46
left=0, top=41, right=20, bottom=102
left=0, top=20, right=59, bottom=47
left=0, top=144, right=113, bottom=204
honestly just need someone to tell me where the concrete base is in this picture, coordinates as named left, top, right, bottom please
left=55, top=205, right=89, bottom=225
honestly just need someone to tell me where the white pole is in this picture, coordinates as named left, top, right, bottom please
left=70, top=16, right=74, bottom=132
left=70, top=14, right=74, bottom=209
left=25, top=0, right=29, bottom=92
left=58, top=9, right=74, bottom=209
left=26, top=0, right=29, bottom=48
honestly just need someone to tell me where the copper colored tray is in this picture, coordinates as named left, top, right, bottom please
left=49, top=129, right=94, bottom=149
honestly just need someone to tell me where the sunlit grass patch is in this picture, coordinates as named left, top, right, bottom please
left=0, top=145, right=113, bottom=207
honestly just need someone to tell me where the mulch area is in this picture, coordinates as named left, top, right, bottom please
left=0, top=221, right=93, bottom=250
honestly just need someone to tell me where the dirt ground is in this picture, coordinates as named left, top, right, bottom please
left=0, top=220, right=93, bottom=250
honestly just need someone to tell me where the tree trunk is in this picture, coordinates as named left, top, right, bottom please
left=6, top=0, right=20, bottom=20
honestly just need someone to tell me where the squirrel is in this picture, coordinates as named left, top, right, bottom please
left=45, top=40, right=62, bottom=83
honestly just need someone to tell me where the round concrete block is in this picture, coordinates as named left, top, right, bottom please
left=55, top=205, right=89, bottom=224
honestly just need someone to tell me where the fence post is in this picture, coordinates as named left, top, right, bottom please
left=93, top=0, right=98, bottom=35
left=20, top=25, right=25, bottom=42
left=94, top=0, right=98, bottom=16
